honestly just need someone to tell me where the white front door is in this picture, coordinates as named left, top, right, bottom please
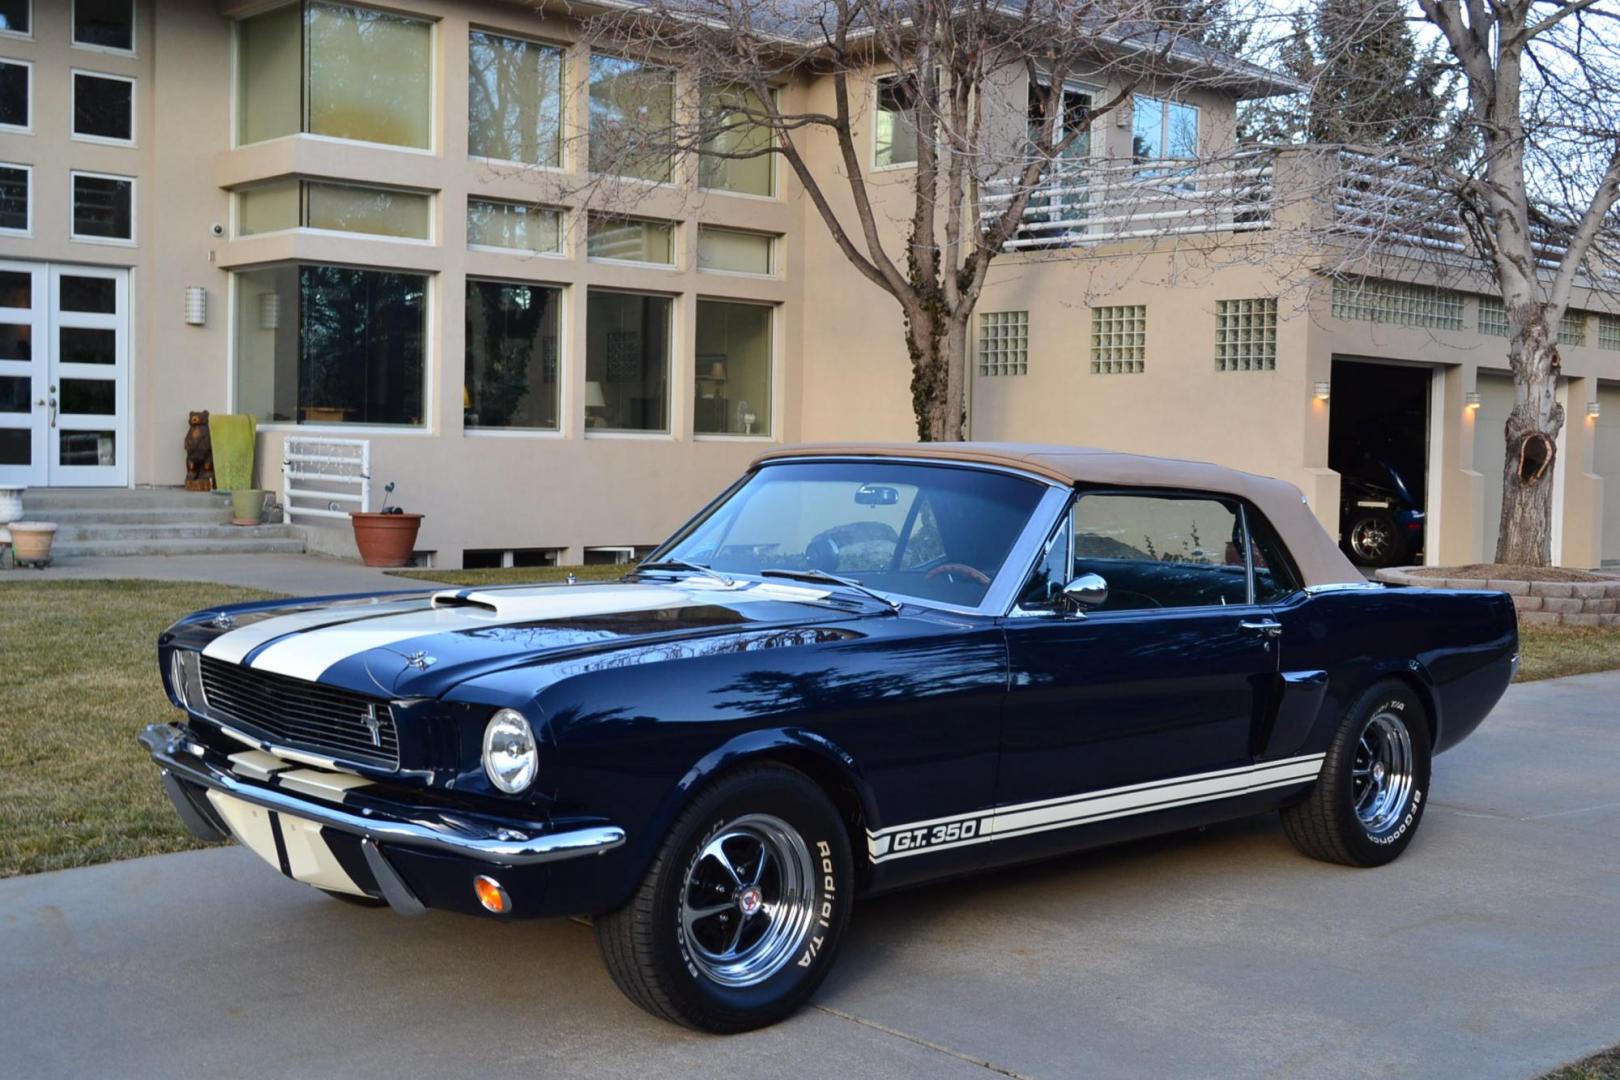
left=0, top=261, right=130, bottom=487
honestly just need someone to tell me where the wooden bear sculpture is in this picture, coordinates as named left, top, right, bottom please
left=184, top=410, right=215, bottom=491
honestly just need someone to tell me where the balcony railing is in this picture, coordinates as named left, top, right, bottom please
left=983, top=150, right=1276, bottom=252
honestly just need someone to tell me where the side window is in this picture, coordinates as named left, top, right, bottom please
left=1072, top=492, right=1248, bottom=610
left=1245, top=507, right=1303, bottom=604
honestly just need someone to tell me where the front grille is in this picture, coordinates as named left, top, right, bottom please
left=200, top=656, right=400, bottom=770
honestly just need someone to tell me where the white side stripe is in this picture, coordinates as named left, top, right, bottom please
left=867, top=754, right=1325, bottom=863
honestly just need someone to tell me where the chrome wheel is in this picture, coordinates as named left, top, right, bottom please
left=1352, top=712, right=1415, bottom=832
left=678, top=813, right=817, bottom=989
left=1349, top=516, right=1394, bottom=562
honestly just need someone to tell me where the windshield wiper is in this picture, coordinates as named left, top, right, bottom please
left=632, top=559, right=734, bottom=587
left=761, top=568, right=902, bottom=613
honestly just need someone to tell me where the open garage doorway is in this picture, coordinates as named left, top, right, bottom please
left=1329, top=358, right=1431, bottom=568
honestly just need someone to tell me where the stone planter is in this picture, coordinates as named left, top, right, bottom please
left=230, top=489, right=265, bottom=526
left=350, top=512, right=423, bottom=567
left=1376, top=566, right=1620, bottom=626
left=10, top=521, right=57, bottom=566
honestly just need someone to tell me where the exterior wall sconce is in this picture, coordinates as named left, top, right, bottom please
left=1590, top=401, right=1603, bottom=418
left=183, top=286, right=207, bottom=326
left=1465, top=391, right=1482, bottom=409
left=1313, top=380, right=1331, bottom=402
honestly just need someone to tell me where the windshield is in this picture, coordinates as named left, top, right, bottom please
left=655, top=461, right=1047, bottom=608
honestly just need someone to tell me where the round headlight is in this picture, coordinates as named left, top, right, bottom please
left=482, top=709, right=538, bottom=794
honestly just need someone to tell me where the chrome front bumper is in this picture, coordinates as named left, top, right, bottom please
left=139, top=723, right=625, bottom=868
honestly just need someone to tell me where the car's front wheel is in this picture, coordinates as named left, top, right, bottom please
left=595, top=764, right=853, bottom=1032
left=1281, top=680, right=1432, bottom=867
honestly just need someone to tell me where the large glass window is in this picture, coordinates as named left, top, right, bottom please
left=74, top=0, right=133, bottom=52
left=874, top=74, right=920, bottom=168
left=700, top=86, right=774, bottom=196
left=465, top=279, right=561, bottom=431
left=233, top=264, right=426, bottom=426
left=0, top=2, right=29, bottom=36
left=235, top=2, right=431, bottom=150
left=0, top=165, right=27, bottom=232
left=585, top=291, right=670, bottom=432
left=237, top=179, right=431, bottom=239
left=468, top=30, right=562, bottom=167
left=696, top=227, right=773, bottom=275
left=0, top=60, right=29, bottom=129
left=72, top=71, right=134, bottom=143
left=70, top=172, right=133, bottom=242
left=467, top=198, right=562, bottom=254
left=694, top=301, right=771, bottom=437
left=588, top=55, right=674, bottom=182
left=1132, top=96, right=1198, bottom=167
left=587, top=215, right=674, bottom=264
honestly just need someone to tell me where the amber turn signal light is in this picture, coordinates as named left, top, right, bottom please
left=474, top=875, right=511, bottom=915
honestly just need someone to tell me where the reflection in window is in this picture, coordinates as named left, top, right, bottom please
left=235, top=2, right=432, bottom=149
left=0, top=165, right=27, bottom=232
left=233, top=263, right=426, bottom=426
left=585, top=291, right=670, bottom=432
left=874, top=74, right=920, bottom=168
left=700, top=86, right=774, bottom=196
left=0, top=2, right=30, bottom=35
left=587, top=215, right=674, bottom=264
left=60, top=275, right=116, bottom=313
left=697, top=227, right=773, bottom=274
left=70, top=173, right=133, bottom=241
left=467, top=198, right=562, bottom=254
left=0, top=61, right=28, bottom=128
left=1132, top=96, right=1198, bottom=171
left=465, top=279, right=561, bottom=431
left=74, top=0, right=133, bottom=51
left=73, top=72, right=133, bottom=142
left=237, top=179, right=431, bottom=239
left=695, top=301, right=771, bottom=436
left=1072, top=493, right=1248, bottom=610
left=468, top=31, right=563, bottom=167
left=588, top=56, right=674, bottom=182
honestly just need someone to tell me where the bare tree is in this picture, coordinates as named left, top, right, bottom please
left=562, top=0, right=1275, bottom=440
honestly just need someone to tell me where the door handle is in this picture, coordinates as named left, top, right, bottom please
left=1239, top=618, right=1283, bottom=638
left=47, top=396, right=57, bottom=428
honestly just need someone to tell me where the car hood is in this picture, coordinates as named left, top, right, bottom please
left=188, top=578, right=870, bottom=699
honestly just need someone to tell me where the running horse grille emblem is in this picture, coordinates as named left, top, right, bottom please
left=361, top=704, right=384, bottom=748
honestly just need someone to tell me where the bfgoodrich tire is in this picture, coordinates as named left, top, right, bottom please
left=1281, top=680, right=1432, bottom=867
left=595, top=764, right=853, bottom=1032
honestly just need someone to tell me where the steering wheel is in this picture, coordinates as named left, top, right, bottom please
left=924, top=563, right=992, bottom=586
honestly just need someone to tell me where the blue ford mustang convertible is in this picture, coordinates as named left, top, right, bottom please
left=144, top=443, right=1518, bottom=1031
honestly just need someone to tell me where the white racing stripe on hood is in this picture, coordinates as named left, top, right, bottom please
left=246, top=583, right=701, bottom=681
left=202, top=597, right=433, bottom=665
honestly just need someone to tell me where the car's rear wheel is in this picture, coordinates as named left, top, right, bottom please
left=1344, top=510, right=1406, bottom=568
left=1281, top=680, right=1432, bottom=867
left=595, top=764, right=853, bottom=1032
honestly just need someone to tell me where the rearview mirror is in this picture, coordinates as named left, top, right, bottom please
left=1060, top=573, right=1108, bottom=612
left=854, top=484, right=900, bottom=506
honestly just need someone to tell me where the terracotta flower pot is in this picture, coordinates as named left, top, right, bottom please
left=350, top=512, right=423, bottom=567
left=11, top=521, right=58, bottom=566
left=231, top=489, right=265, bottom=526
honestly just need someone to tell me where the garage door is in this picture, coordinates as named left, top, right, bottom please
left=1474, top=373, right=1515, bottom=562
left=1600, top=383, right=1620, bottom=566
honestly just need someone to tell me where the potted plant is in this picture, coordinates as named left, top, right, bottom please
left=210, top=413, right=263, bottom=525
left=351, top=482, right=423, bottom=567
left=10, top=521, right=57, bottom=567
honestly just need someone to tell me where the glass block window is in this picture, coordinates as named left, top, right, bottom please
left=1091, top=305, right=1145, bottom=374
left=1560, top=309, right=1588, bottom=347
left=1331, top=278, right=1463, bottom=330
left=1215, top=298, right=1277, bottom=371
left=1478, top=295, right=1507, bottom=336
left=978, top=311, right=1028, bottom=376
left=1599, top=314, right=1620, bottom=351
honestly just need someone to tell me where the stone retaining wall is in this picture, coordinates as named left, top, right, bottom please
left=1374, top=568, right=1620, bottom=627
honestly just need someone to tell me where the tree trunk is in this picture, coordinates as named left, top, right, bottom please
left=1494, top=322, right=1563, bottom=566
left=905, top=305, right=965, bottom=441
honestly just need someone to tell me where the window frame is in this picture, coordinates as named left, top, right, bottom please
left=692, top=296, right=776, bottom=441
left=72, top=0, right=136, bottom=56
left=228, top=262, right=436, bottom=435
left=465, top=26, right=567, bottom=172
left=0, top=57, right=32, bottom=133
left=68, top=168, right=135, bottom=246
left=586, top=213, right=677, bottom=268
left=463, top=274, right=567, bottom=436
left=1011, top=486, right=1303, bottom=616
left=872, top=71, right=923, bottom=171
left=1131, top=95, right=1200, bottom=167
left=1027, top=71, right=1098, bottom=163
left=466, top=196, right=566, bottom=258
left=586, top=52, right=675, bottom=184
left=233, top=177, right=435, bottom=244
left=583, top=287, right=674, bottom=438
left=0, top=161, right=31, bottom=236
left=0, top=2, right=31, bottom=41
left=695, top=225, right=777, bottom=277
left=70, top=68, right=136, bottom=147
left=697, top=84, right=779, bottom=200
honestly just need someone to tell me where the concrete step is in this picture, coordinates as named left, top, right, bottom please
left=25, top=507, right=234, bottom=526
left=52, top=535, right=307, bottom=558
left=53, top=522, right=299, bottom=543
left=21, top=488, right=234, bottom=511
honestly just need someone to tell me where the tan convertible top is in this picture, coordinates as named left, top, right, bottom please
left=752, top=442, right=1364, bottom=588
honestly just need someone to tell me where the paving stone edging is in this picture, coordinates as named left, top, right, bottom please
left=1374, top=567, right=1620, bottom=627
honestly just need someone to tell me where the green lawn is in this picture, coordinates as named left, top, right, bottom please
left=389, top=564, right=627, bottom=587
left=0, top=580, right=277, bottom=878
left=1, top=576, right=1615, bottom=879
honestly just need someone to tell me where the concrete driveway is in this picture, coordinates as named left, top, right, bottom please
left=4, top=672, right=1618, bottom=1080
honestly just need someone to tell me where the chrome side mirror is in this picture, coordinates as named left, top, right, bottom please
left=1060, top=572, right=1108, bottom=613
